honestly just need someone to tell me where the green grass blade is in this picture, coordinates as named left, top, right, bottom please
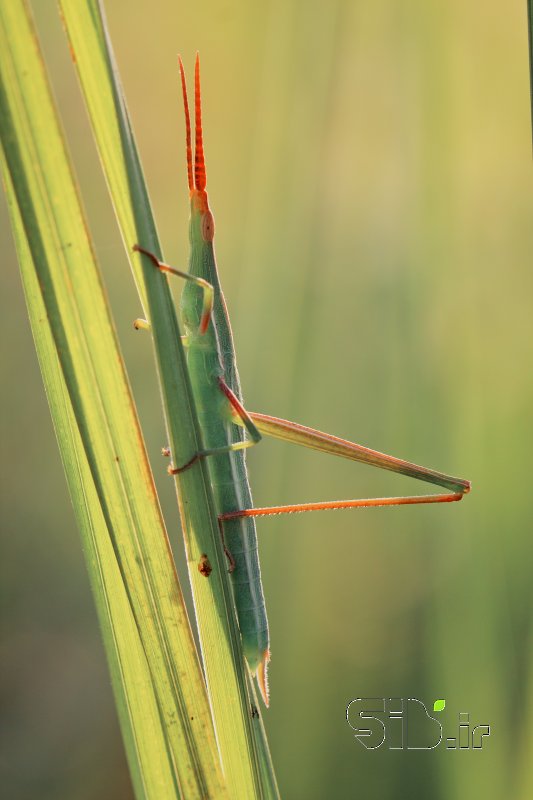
left=527, top=0, right=533, bottom=152
left=2, top=158, right=173, bottom=799
left=58, top=1, right=280, bottom=796
left=0, top=2, right=227, bottom=797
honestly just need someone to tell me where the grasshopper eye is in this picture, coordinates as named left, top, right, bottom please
left=202, top=211, right=215, bottom=242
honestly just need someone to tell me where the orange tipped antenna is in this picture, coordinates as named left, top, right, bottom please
left=194, top=52, right=206, bottom=191
left=178, top=56, right=193, bottom=191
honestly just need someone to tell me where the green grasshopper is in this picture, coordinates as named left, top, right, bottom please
left=135, top=55, right=470, bottom=707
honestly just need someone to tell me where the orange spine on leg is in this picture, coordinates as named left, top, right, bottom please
left=178, top=56, right=193, bottom=192
left=194, top=52, right=206, bottom=191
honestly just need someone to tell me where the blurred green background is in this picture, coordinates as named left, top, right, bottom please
left=1, top=1, right=532, bottom=798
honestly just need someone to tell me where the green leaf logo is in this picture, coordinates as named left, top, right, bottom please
left=433, top=699, right=446, bottom=712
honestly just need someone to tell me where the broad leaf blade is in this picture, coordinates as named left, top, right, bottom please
left=59, top=1, right=280, bottom=797
left=2, top=160, right=174, bottom=798
left=0, top=2, right=226, bottom=797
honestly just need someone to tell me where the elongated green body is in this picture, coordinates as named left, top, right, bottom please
left=172, top=56, right=470, bottom=707
left=173, top=57, right=270, bottom=702
left=180, top=190, right=269, bottom=686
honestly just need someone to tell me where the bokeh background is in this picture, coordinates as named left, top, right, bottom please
left=2, top=1, right=532, bottom=798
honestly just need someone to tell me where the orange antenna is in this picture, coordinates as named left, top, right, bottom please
left=194, top=52, right=206, bottom=191
left=178, top=56, right=193, bottom=192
